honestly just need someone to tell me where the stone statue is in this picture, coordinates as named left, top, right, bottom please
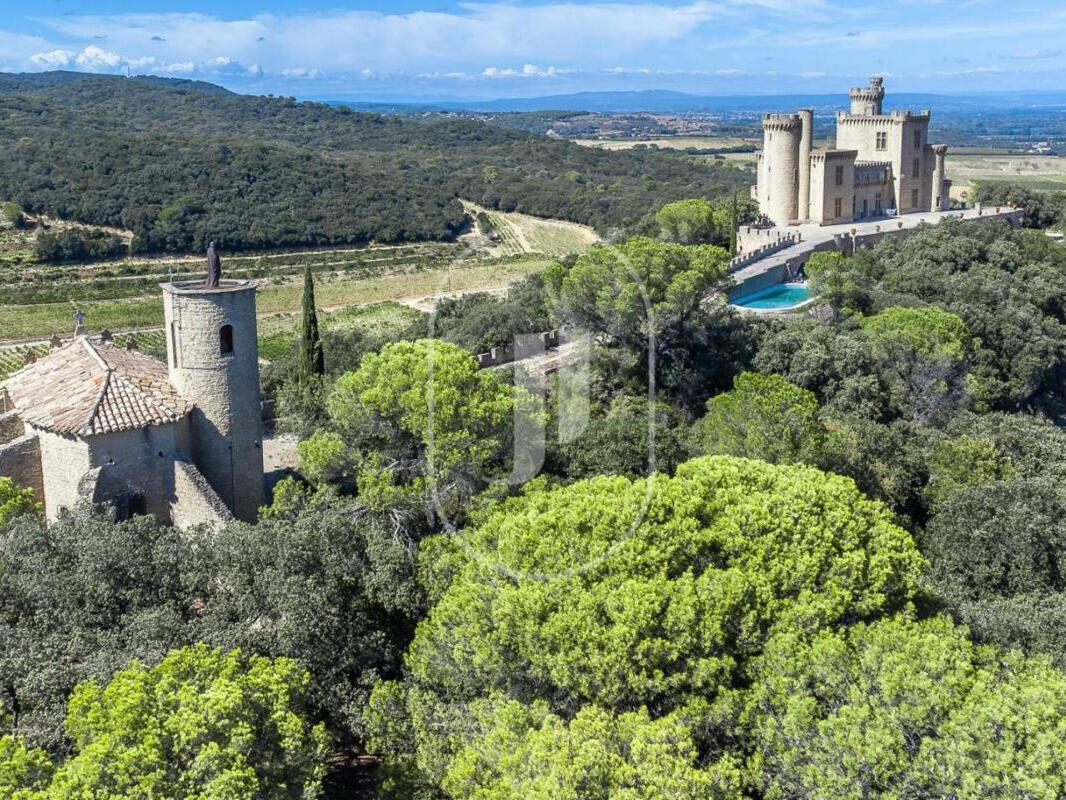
left=205, top=241, right=222, bottom=288
left=73, top=308, right=86, bottom=335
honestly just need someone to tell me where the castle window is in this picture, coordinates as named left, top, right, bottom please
left=875, top=192, right=882, bottom=211
left=834, top=165, right=844, bottom=187
left=914, top=129, right=922, bottom=148
left=834, top=197, right=843, bottom=218
left=219, top=324, right=234, bottom=355
left=911, top=188, right=919, bottom=208
left=876, top=131, right=887, bottom=150
left=913, top=158, right=920, bottom=177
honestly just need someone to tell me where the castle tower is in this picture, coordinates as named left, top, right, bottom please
left=849, top=76, right=884, bottom=116
left=161, top=280, right=263, bottom=522
left=932, top=145, right=950, bottom=211
left=761, top=113, right=802, bottom=225
left=797, top=109, right=814, bottom=223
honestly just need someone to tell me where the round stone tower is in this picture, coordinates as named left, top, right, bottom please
left=797, top=108, right=814, bottom=223
left=850, top=75, right=884, bottom=116
left=161, top=280, right=263, bottom=522
left=762, top=113, right=802, bottom=225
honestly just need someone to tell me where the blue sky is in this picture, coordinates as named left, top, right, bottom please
left=0, top=0, right=1064, bottom=99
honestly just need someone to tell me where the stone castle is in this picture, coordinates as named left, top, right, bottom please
left=0, top=276, right=264, bottom=528
left=754, top=76, right=951, bottom=226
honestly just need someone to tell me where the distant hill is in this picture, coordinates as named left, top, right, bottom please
left=329, top=88, right=1066, bottom=115
left=0, top=72, right=749, bottom=254
left=0, top=70, right=233, bottom=96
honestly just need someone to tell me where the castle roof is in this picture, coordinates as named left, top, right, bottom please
left=1, top=336, right=190, bottom=436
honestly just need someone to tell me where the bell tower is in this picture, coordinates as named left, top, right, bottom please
left=161, top=279, right=263, bottom=522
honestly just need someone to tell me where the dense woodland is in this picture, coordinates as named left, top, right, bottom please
left=4, top=70, right=1066, bottom=797
left=5, top=178, right=1066, bottom=797
left=0, top=73, right=748, bottom=254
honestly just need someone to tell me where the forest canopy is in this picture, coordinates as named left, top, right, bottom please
left=0, top=72, right=749, bottom=253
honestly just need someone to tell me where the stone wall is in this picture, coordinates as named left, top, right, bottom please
left=35, top=427, right=91, bottom=520
left=0, top=411, right=24, bottom=445
left=0, top=434, right=43, bottom=502
left=728, top=208, right=1022, bottom=300
left=810, top=151, right=856, bottom=226
left=86, top=422, right=185, bottom=523
left=170, top=457, right=234, bottom=530
left=476, top=330, right=560, bottom=368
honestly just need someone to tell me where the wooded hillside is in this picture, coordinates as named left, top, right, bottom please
left=0, top=72, right=749, bottom=253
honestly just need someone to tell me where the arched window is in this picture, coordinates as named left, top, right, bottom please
left=219, top=324, right=234, bottom=355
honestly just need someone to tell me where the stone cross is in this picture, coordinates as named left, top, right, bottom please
left=73, top=308, right=86, bottom=335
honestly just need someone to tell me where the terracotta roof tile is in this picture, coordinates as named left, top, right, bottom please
left=1, top=337, right=190, bottom=436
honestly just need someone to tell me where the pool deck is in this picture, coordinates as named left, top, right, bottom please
left=729, top=205, right=1023, bottom=299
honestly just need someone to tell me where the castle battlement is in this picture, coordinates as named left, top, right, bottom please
left=837, top=110, right=931, bottom=123
left=754, top=77, right=951, bottom=227
left=762, top=113, right=802, bottom=130
left=810, top=149, right=858, bottom=161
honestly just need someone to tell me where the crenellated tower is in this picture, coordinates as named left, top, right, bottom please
left=758, top=113, right=803, bottom=226
left=849, top=75, right=884, bottom=116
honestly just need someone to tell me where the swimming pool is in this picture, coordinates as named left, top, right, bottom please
left=731, top=282, right=812, bottom=311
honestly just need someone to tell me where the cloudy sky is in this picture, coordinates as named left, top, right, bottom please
left=1, top=0, right=1064, bottom=99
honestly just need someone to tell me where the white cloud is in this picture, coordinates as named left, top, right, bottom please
left=281, top=67, right=321, bottom=79
left=482, top=64, right=564, bottom=78
left=75, top=45, right=123, bottom=71
left=33, top=4, right=730, bottom=77
left=29, top=49, right=73, bottom=69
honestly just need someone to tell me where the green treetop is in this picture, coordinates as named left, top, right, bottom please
left=301, top=339, right=541, bottom=520
left=369, top=455, right=924, bottom=796
left=656, top=198, right=718, bottom=244
left=0, top=478, right=39, bottom=527
left=694, top=371, right=824, bottom=465
left=1, top=644, right=330, bottom=800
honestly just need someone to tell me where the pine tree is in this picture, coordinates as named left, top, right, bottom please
left=299, top=267, right=324, bottom=379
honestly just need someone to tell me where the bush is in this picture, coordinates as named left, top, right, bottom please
left=33, top=227, right=126, bottom=263
left=1, top=201, right=25, bottom=229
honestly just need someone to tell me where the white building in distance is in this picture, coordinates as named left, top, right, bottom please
left=754, top=76, right=951, bottom=227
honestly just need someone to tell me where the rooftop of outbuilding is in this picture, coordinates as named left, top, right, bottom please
left=1, top=336, right=190, bottom=437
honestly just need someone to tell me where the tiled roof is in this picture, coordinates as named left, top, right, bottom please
left=1, top=337, right=190, bottom=436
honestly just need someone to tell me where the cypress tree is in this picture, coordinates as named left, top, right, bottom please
left=729, top=189, right=739, bottom=257
left=299, top=267, right=325, bottom=379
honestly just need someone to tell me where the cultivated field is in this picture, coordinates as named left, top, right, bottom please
left=461, top=200, right=600, bottom=258
left=0, top=203, right=598, bottom=377
left=572, top=136, right=755, bottom=151
left=947, top=154, right=1066, bottom=199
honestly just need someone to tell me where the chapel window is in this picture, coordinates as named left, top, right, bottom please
left=220, top=324, right=234, bottom=355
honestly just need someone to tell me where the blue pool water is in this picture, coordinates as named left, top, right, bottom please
left=731, top=282, right=812, bottom=310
